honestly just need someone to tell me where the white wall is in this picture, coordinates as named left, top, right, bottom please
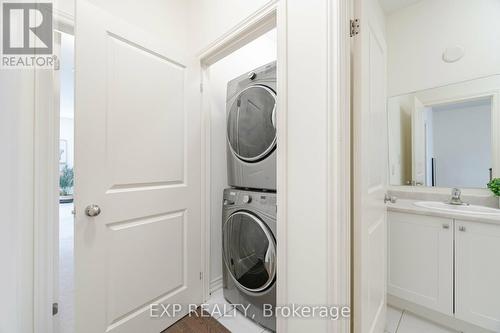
left=285, top=1, right=341, bottom=331
left=387, top=0, right=500, bottom=96
left=207, top=30, right=276, bottom=290
left=188, top=0, right=273, bottom=52
left=56, top=0, right=188, bottom=48
left=0, top=70, right=35, bottom=333
left=92, top=0, right=189, bottom=50
left=54, top=0, right=74, bottom=18
left=431, top=100, right=492, bottom=188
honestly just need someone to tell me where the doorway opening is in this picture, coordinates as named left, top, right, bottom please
left=200, top=16, right=279, bottom=331
left=57, top=30, right=75, bottom=333
left=423, top=97, right=493, bottom=188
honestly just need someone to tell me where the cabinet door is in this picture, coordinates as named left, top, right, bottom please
left=388, top=212, right=453, bottom=315
left=455, top=220, right=500, bottom=331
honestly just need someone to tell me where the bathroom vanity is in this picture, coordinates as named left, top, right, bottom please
left=378, top=2, right=500, bottom=331
left=387, top=199, right=500, bottom=332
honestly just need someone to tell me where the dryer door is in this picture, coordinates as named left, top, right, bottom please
left=223, top=211, right=276, bottom=293
left=227, top=85, right=276, bottom=162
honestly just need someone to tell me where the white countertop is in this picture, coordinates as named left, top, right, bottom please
left=387, top=199, right=500, bottom=225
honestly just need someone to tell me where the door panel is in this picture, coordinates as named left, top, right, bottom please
left=353, top=1, right=388, bottom=331
left=75, top=2, right=201, bottom=332
left=367, top=216, right=386, bottom=327
left=106, top=34, right=185, bottom=187
left=455, top=220, right=500, bottom=331
left=108, top=212, right=185, bottom=322
left=388, top=212, right=453, bottom=315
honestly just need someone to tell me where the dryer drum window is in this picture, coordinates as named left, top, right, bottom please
left=223, top=211, right=276, bottom=293
left=227, top=85, right=277, bottom=162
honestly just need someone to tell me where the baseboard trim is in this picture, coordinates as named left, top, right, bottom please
left=388, top=294, right=493, bottom=333
left=209, top=276, right=223, bottom=294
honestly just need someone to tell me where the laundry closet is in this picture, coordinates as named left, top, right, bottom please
left=205, top=28, right=277, bottom=331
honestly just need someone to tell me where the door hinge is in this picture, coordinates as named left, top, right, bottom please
left=53, top=56, right=60, bottom=71
left=52, top=302, right=59, bottom=316
left=350, top=19, right=360, bottom=37
left=200, top=82, right=203, bottom=93
left=200, top=272, right=203, bottom=280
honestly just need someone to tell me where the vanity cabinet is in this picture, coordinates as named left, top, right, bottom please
left=455, top=220, right=500, bottom=331
left=387, top=212, right=454, bottom=315
left=388, top=212, right=500, bottom=331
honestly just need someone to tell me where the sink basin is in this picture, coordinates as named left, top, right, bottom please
left=414, top=201, right=500, bottom=216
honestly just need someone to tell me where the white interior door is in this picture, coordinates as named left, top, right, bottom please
left=411, top=96, right=427, bottom=185
left=352, top=0, right=388, bottom=331
left=74, top=1, right=202, bottom=332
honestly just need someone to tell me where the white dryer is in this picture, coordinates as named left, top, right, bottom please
left=226, top=61, right=276, bottom=191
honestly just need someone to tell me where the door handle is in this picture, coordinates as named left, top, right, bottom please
left=458, top=226, right=466, bottom=232
left=85, top=204, right=101, bottom=217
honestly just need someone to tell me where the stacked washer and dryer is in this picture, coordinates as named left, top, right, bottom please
left=222, top=61, right=277, bottom=332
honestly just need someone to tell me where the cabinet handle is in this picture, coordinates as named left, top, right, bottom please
left=459, top=226, right=466, bottom=232
left=442, top=224, right=449, bottom=229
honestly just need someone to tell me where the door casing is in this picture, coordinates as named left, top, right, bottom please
left=33, top=10, right=75, bottom=333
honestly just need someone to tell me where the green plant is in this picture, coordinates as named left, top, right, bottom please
left=59, top=165, right=74, bottom=196
left=487, top=178, right=500, bottom=197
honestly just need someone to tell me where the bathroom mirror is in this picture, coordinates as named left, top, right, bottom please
left=388, top=76, right=500, bottom=188
left=384, top=0, right=500, bottom=189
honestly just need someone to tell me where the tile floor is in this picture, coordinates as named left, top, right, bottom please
left=206, top=289, right=272, bottom=333
left=386, top=306, right=461, bottom=333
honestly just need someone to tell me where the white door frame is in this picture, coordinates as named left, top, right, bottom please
left=196, top=0, right=277, bottom=300
left=197, top=0, right=278, bottom=303
left=33, top=9, right=74, bottom=333
left=196, top=3, right=289, bottom=331
left=328, top=0, right=352, bottom=331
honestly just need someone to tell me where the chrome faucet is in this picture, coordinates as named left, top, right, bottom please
left=449, top=188, right=467, bottom=205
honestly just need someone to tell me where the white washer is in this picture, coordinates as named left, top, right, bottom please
left=226, top=61, right=276, bottom=191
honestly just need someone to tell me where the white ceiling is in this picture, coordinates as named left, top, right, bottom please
left=379, top=0, right=422, bottom=13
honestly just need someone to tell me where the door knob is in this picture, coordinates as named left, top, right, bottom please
left=85, top=204, right=101, bottom=217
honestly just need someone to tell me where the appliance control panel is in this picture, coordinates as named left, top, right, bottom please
left=223, top=189, right=276, bottom=212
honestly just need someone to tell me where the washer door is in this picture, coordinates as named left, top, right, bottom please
left=227, top=85, right=277, bottom=162
left=223, top=211, right=276, bottom=293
